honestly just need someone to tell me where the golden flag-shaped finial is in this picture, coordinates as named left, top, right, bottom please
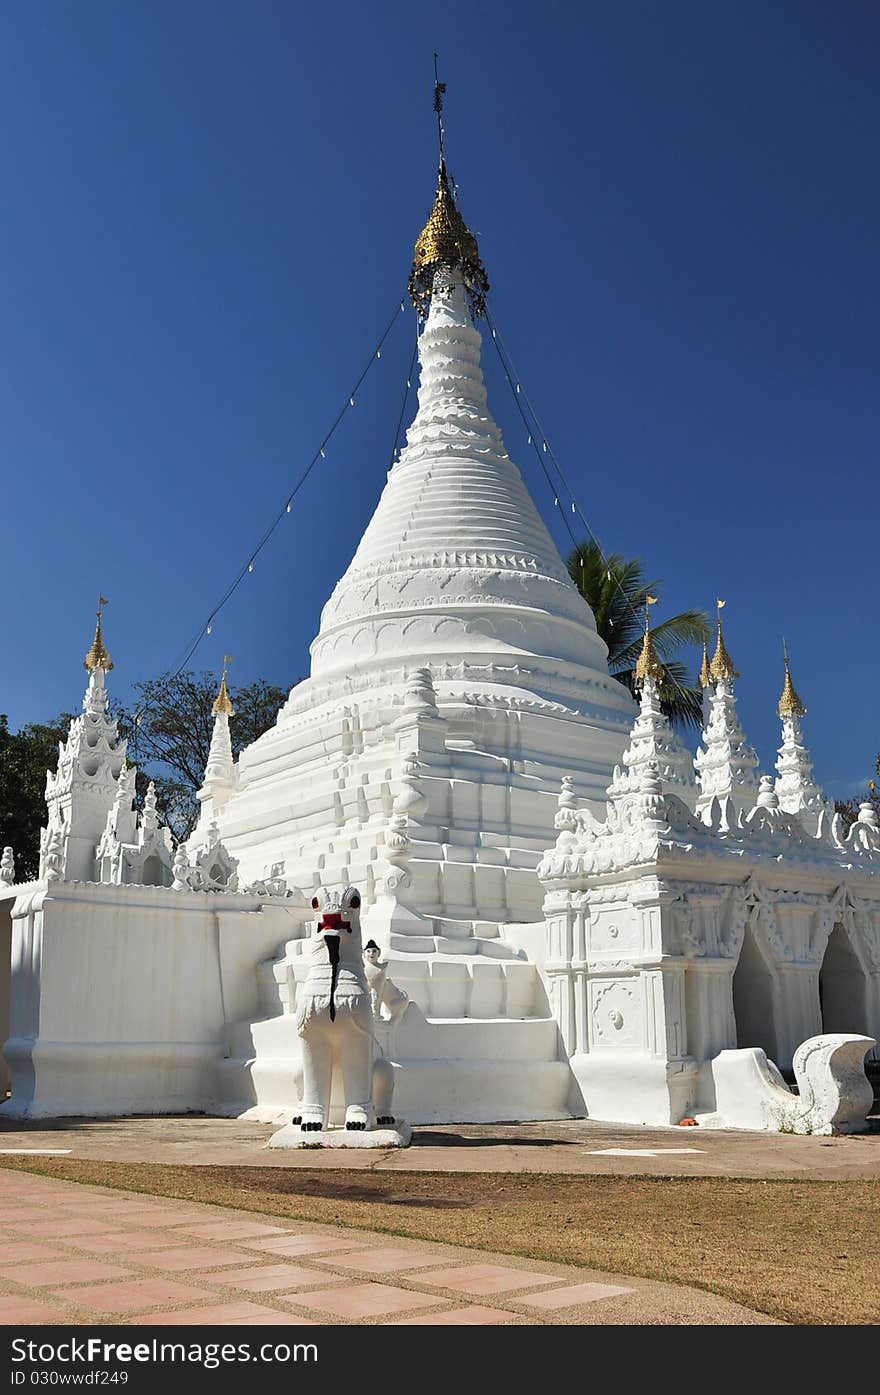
left=709, top=598, right=738, bottom=681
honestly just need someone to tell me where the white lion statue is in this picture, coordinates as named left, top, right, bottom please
left=293, top=886, right=397, bottom=1132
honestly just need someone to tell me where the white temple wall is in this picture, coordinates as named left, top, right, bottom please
left=542, top=883, right=700, bottom=1124
left=0, top=883, right=304, bottom=1119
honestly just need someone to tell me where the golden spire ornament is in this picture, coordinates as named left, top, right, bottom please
left=408, top=60, right=489, bottom=319
left=698, top=640, right=711, bottom=689
left=83, top=596, right=113, bottom=672
left=777, top=640, right=806, bottom=719
left=212, top=655, right=234, bottom=717
left=709, top=598, right=739, bottom=682
left=634, top=596, right=665, bottom=686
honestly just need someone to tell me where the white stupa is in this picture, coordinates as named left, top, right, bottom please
left=210, top=150, right=634, bottom=940
left=3, top=93, right=878, bottom=1134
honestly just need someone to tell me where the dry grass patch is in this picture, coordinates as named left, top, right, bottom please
left=1, top=1158, right=875, bottom=1325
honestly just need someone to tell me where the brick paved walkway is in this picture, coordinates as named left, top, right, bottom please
left=0, top=1169, right=774, bottom=1325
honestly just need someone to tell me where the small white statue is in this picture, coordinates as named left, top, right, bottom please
left=43, top=827, right=65, bottom=882
left=362, top=939, right=407, bottom=1128
left=363, top=940, right=408, bottom=1022
left=0, top=847, right=14, bottom=887
left=171, top=843, right=191, bottom=890
left=294, top=887, right=396, bottom=1132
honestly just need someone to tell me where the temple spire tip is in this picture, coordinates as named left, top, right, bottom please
left=409, top=68, right=489, bottom=319
left=709, top=598, right=739, bottom=682
left=634, top=596, right=665, bottom=686
left=777, top=639, right=806, bottom=718
left=698, top=640, right=711, bottom=689
left=83, top=596, right=113, bottom=673
left=212, top=655, right=234, bottom=717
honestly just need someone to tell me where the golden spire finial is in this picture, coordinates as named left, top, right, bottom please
left=634, top=596, right=665, bottom=686
left=408, top=61, right=489, bottom=319
left=698, top=640, right=712, bottom=689
left=709, top=598, right=739, bottom=682
left=212, top=655, right=234, bottom=717
left=777, top=639, right=806, bottom=719
left=83, top=596, right=113, bottom=673
left=211, top=655, right=235, bottom=719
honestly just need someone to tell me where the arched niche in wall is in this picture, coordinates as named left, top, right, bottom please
left=819, top=922, right=870, bottom=1037
left=732, top=920, right=778, bottom=1061
left=141, top=854, right=166, bottom=889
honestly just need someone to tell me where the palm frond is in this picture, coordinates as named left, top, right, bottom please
left=567, top=537, right=710, bottom=728
left=649, top=611, right=712, bottom=654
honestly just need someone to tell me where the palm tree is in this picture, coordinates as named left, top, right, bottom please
left=567, top=540, right=710, bottom=733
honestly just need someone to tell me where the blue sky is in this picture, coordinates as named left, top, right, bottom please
left=1, top=1, right=877, bottom=797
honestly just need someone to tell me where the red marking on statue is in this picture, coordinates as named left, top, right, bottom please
left=319, top=912, right=351, bottom=932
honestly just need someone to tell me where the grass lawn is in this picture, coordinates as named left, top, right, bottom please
left=2, top=1158, right=875, bottom=1325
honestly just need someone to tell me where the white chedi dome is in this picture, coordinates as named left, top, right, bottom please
left=223, top=258, right=634, bottom=893
left=305, top=268, right=627, bottom=718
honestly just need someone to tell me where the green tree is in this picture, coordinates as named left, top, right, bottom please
left=117, top=672, right=293, bottom=841
left=567, top=540, right=710, bottom=732
left=0, top=711, right=76, bottom=880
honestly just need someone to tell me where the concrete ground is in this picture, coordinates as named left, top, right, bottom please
left=0, top=1114, right=878, bottom=1179
left=0, top=1168, right=776, bottom=1326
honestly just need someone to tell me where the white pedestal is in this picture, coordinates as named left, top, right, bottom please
left=266, top=1122, right=412, bottom=1149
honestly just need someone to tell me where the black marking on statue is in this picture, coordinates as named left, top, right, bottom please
left=325, top=931, right=341, bottom=1022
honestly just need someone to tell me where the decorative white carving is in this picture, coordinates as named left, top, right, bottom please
left=43, top=666, right=127, bottom=882
left=591, top=980, right=639, bottom=1046
left=608, top=674, right=696, bottom=802
left=0, top=847, right=15, bottom=887
left=695, top=677, right=761, bottom=814
left=171, top=842, right=191, bottom=891
left=703, top=1034, right=875, bottom=1134
left=187, top=821, right=239, bottom=892
left=774, top=710, right=827, bottom=829
left=43, top=827, right=65, bottom=882
left=554, top=776, right=578, bottom=832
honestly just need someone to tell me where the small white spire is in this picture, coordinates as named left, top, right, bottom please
left=43, top=609, right=128, bottom=882
left=171, top=842, right=191, bottom=890
left=554, top=775, right=579, bottom=830
left=694, top=675, right=761, bottom=815
left=609, top=673, right=697, bottom=804
left=195, top=661, right=236, bottom=829
left=773, top=646, right=825, bottom=831
left=141, top=780, right=159, bottom=835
